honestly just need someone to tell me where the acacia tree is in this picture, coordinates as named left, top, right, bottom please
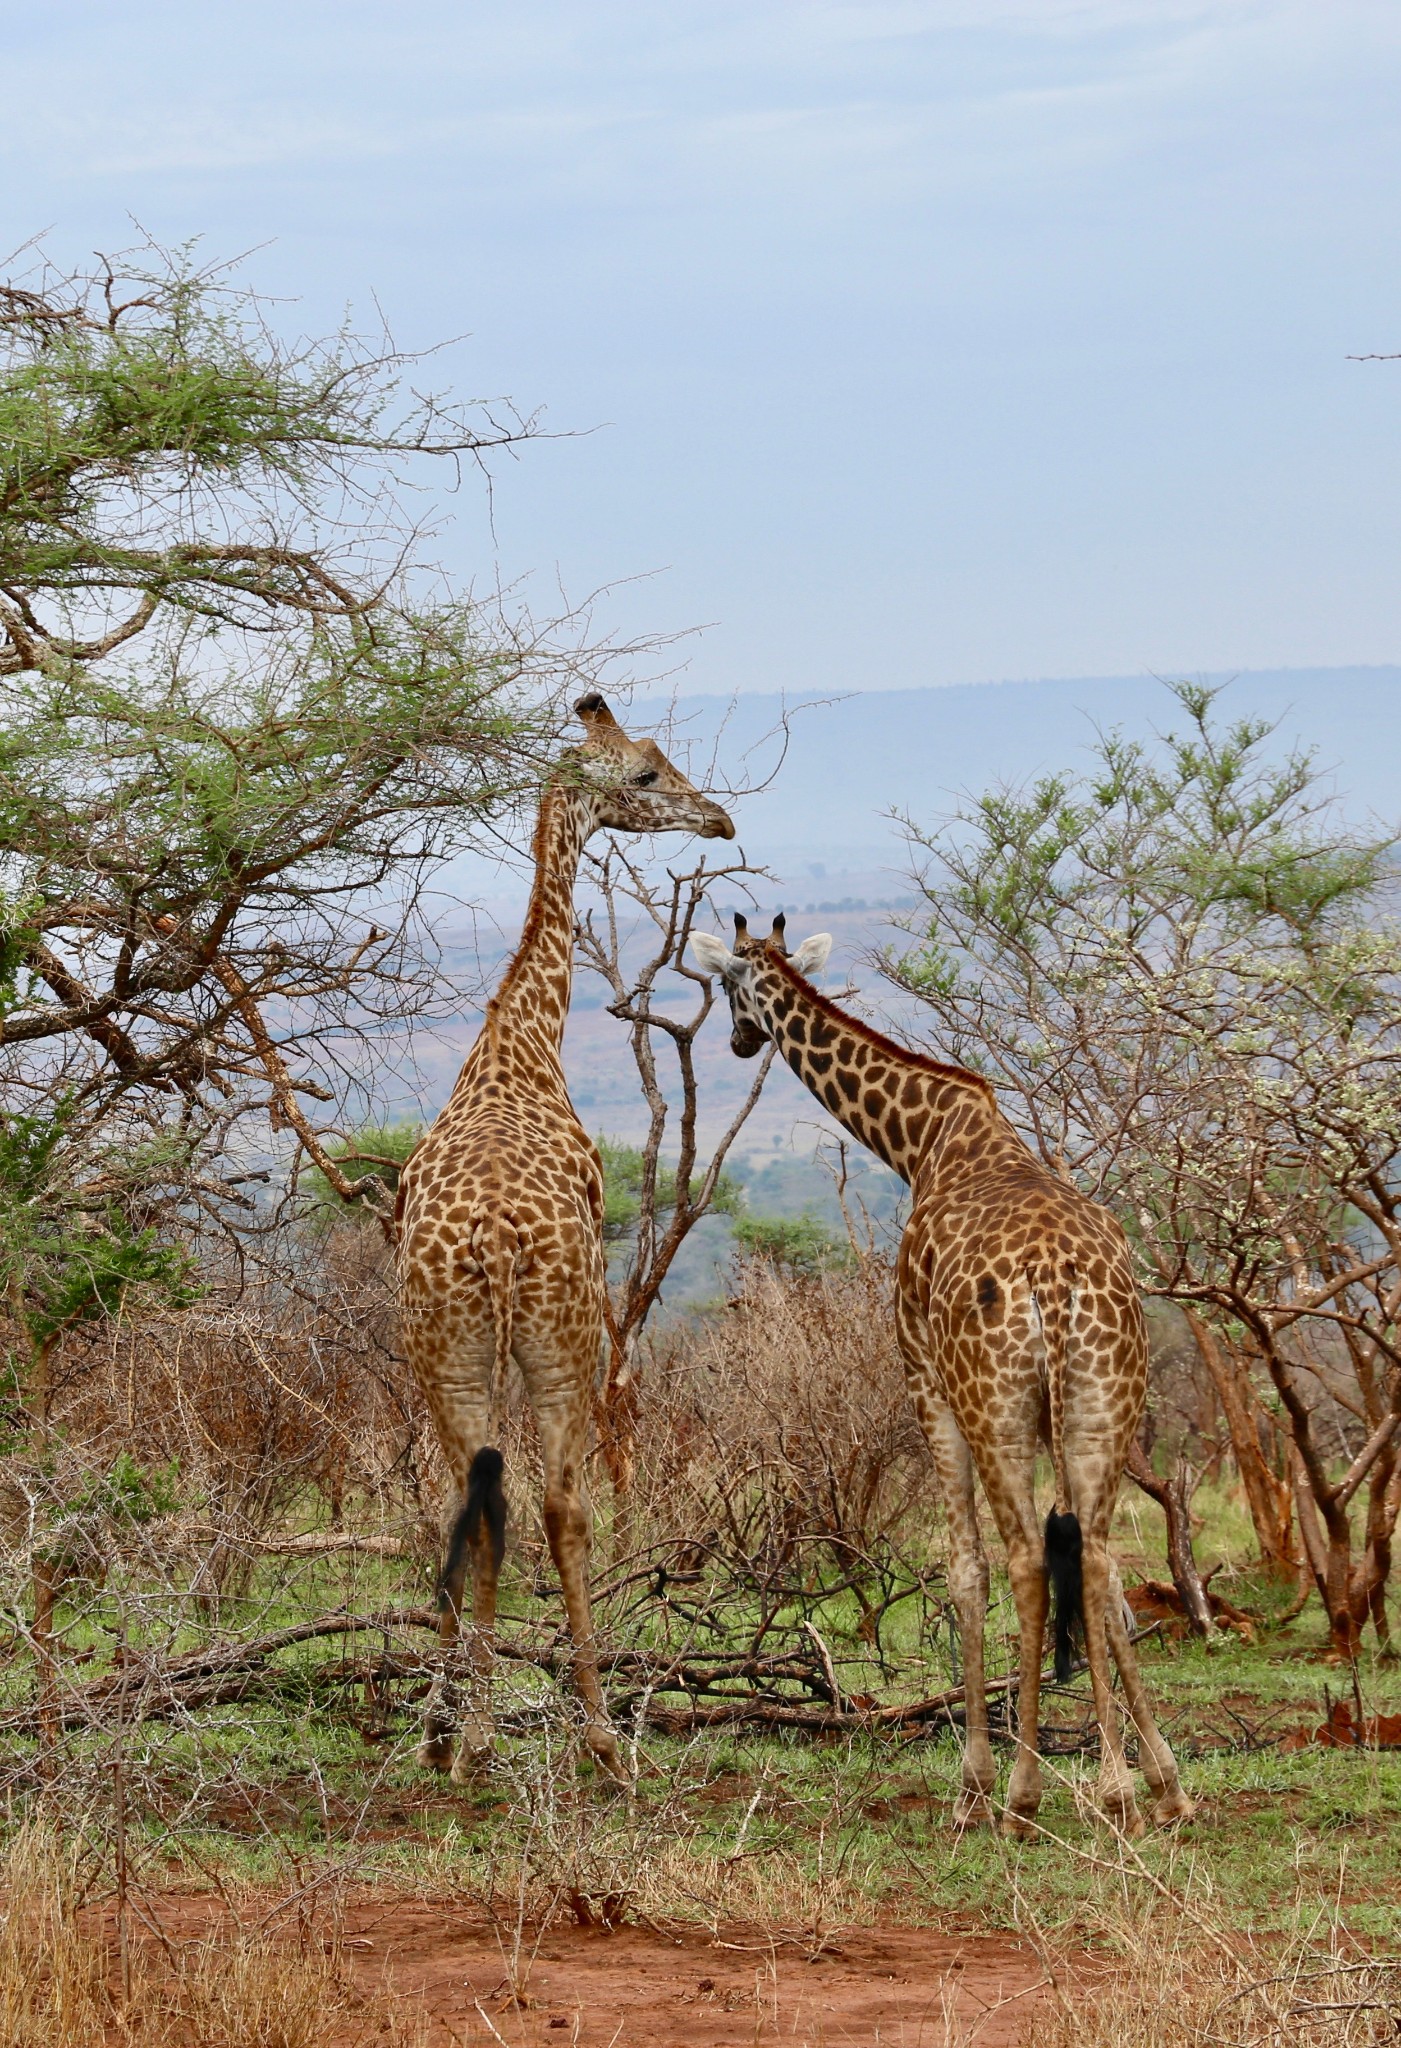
left=888, top=682, right=1401, bottom=1657
left=0, top=240, right=610, bottom=1298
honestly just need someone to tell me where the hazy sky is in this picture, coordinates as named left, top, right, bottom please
left=8, top=2, right=1401, bottom=698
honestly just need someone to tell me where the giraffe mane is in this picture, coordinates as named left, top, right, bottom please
left=487, top=786, right=579, bottom=1021
left=762, top=947, right=996, bottom=1100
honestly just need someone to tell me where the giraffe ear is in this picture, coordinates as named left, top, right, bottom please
left=689, top=931, right=735, bottom=978
left=789, top=933, right=833, bottom=979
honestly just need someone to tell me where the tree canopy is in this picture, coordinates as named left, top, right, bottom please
left=889, top=681, right=1401, bottom=1654
left=0, top=242, right=600, bottom=1237
left=0, top=238, right=615, bottom=1406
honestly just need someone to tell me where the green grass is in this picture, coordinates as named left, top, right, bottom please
left=108, top=1656, right=1401, bottom=1943
left=12, top=1484, right=1401, bottom=1952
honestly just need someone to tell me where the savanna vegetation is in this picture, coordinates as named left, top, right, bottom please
left=0, top=242, right=1397, bottom=2042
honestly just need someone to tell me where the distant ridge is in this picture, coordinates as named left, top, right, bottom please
left=663, top=667, right=1401, bottom=878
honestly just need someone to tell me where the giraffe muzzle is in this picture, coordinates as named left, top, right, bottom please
left=730, top=1019, right=767, bottom=1059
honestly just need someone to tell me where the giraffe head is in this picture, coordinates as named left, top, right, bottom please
left=570, top=694, right=735, bottom=840
left=690, top=911, right=833, bottom=1056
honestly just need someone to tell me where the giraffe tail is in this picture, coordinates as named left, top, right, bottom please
left=1036, top=1268, right=1083, bottom=1683
left=472, top=1211, right=526, bottom=1441
left=439, top=1448, right=506, bottom=1612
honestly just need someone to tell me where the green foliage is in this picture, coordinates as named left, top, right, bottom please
left=0, top=648, right=551, bottom=988
left=307, top=1121, right=422, bottom=1221
left=0, top=242, right=533, bottom=635
left=0, top=242, right=571, bottom=1100
left=0, top=1100, right=198, bottom=1388
left=891, top=683, right=1401, bottom=1232
left=597, top=1135, right=746, bottom=1243
left=730, top=1210, right=853, bottom=1274
left=0, top=893, right=41, bottom=1020
left=0, top=238, right=580, bottom=1283
left=70, top=1450, right=181, bottom=1528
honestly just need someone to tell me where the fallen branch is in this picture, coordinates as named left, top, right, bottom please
left=5, top=1607, right=438, bottom=1736
left=6, top=1596, right=1159, bottom=1749
left=182, top=1527, right=411, bottom=1560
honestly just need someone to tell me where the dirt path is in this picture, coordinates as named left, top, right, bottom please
left=337, top=1901, right=1052, bottom=2045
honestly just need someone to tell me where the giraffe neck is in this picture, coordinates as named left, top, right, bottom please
left=485, top=785, right=593, bottom=1052
left=752, top=956, right=999, bottom=1184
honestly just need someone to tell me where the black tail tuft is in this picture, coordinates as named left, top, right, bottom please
left=1045, top=1508, right=1083, bottom=1683
left=438, top=1447, right=508, bottom=1609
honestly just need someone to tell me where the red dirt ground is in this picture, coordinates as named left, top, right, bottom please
left=333, top=1900, right=1053, bottom=2046
left=126, top=1892, right=1054, bottom=2046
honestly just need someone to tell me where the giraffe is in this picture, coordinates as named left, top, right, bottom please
left=689, top=913, right=1193, bottom=1836
left=396, top=694, right=735, bottom=1783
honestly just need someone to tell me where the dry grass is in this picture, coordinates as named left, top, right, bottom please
left=0, top=1830, right=426, bottom=2047
left=631, top=1255, right=931, bottom=1561
left=1026, top=1913, right=1401, bottom=2046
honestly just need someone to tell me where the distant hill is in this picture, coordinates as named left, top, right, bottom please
left=401, top=667, right=1401, bottom=1206
left=661, top=667, right=1401, bottom=884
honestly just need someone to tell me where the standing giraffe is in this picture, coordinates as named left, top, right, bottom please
left=689, top=914, right=1192, bottom=1836
left=397, top=695, right=734, bottom=1782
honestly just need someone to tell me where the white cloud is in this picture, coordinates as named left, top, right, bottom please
left=6, top=0, right=1396, bottom=200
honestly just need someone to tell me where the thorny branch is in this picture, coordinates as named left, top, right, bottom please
left=574, top=842, right=776, bottom=1495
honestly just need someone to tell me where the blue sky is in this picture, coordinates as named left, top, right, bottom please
left=7, top=2, right=1401, bottom=698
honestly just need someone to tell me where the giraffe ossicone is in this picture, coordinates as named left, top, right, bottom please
left=396, top=696, right=734, bottom=1785
left=691, top=915, right=1193, bottom=1836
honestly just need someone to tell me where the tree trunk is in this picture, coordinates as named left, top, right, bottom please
left=1125, top=1442, right=1214, bottom=1636
left=1354, top=1434, right=1401, bottom=1656
left=597, top=1316, right=642, bottom=1561
left=1281, top=1379, right=1401, bottom=1659
left=1186, top=1312, right=1295, bottom=1575
left=1291, top=1445, right=1370, bottom=1660
left=598, top=1327, right=638, bottom=1488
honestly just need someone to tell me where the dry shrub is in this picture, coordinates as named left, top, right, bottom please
left=26, top=1222, right=439, bottom=1586
left=1027, top=1916, right=1401, bottom=2047
left=0, top=1829, right=426, bottom=2047
left=629, top=1255, right=932, bottom=1569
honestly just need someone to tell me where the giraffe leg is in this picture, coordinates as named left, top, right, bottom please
left=924, top=1402, right=997, bottom=1828
left=1001, top=1521, right=1050, bottom=1837
left=535, top=1407, right=629, bottom=1786
left=419, top=1445, right=505, bottom=1778
left=971, top=1438, right=1049, bottom=1837
left=1105, top=1556, right=1193, bottom=1826
left=413, top=1343, right=495, bottom=1777
left=418, top=1541, right=463, bottom=1773
left=1079, top=1533, right=1143, bottom=1835
left=450, top=1450, right=507, bottom=1782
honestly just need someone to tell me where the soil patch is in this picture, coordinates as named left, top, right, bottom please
left=336, top=1899, right=1051, bottom=2046
left=131, top=1893, right=1052, bottom=2046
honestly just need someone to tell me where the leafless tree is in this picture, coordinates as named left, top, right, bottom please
left=574, top=843, right=775, bottom=1499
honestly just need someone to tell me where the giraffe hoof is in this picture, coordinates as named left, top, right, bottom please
left=999, top=1808, right=1041, bottom=1842
left=1152, top=1790, right=1195, bottom=1828
left=417, top=1734, right=455, bottom=1774
left=450, top=1744, right=493, bottom=1786
left=1102, top=1803, right=1146, bottom=1839
left=952, top=1793, right=995, bottom=1832
left=586, top=1727, right=632, bottom=1788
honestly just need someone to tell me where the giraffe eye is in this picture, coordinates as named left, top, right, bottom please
left=631, top=767, right=659, bottom=788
